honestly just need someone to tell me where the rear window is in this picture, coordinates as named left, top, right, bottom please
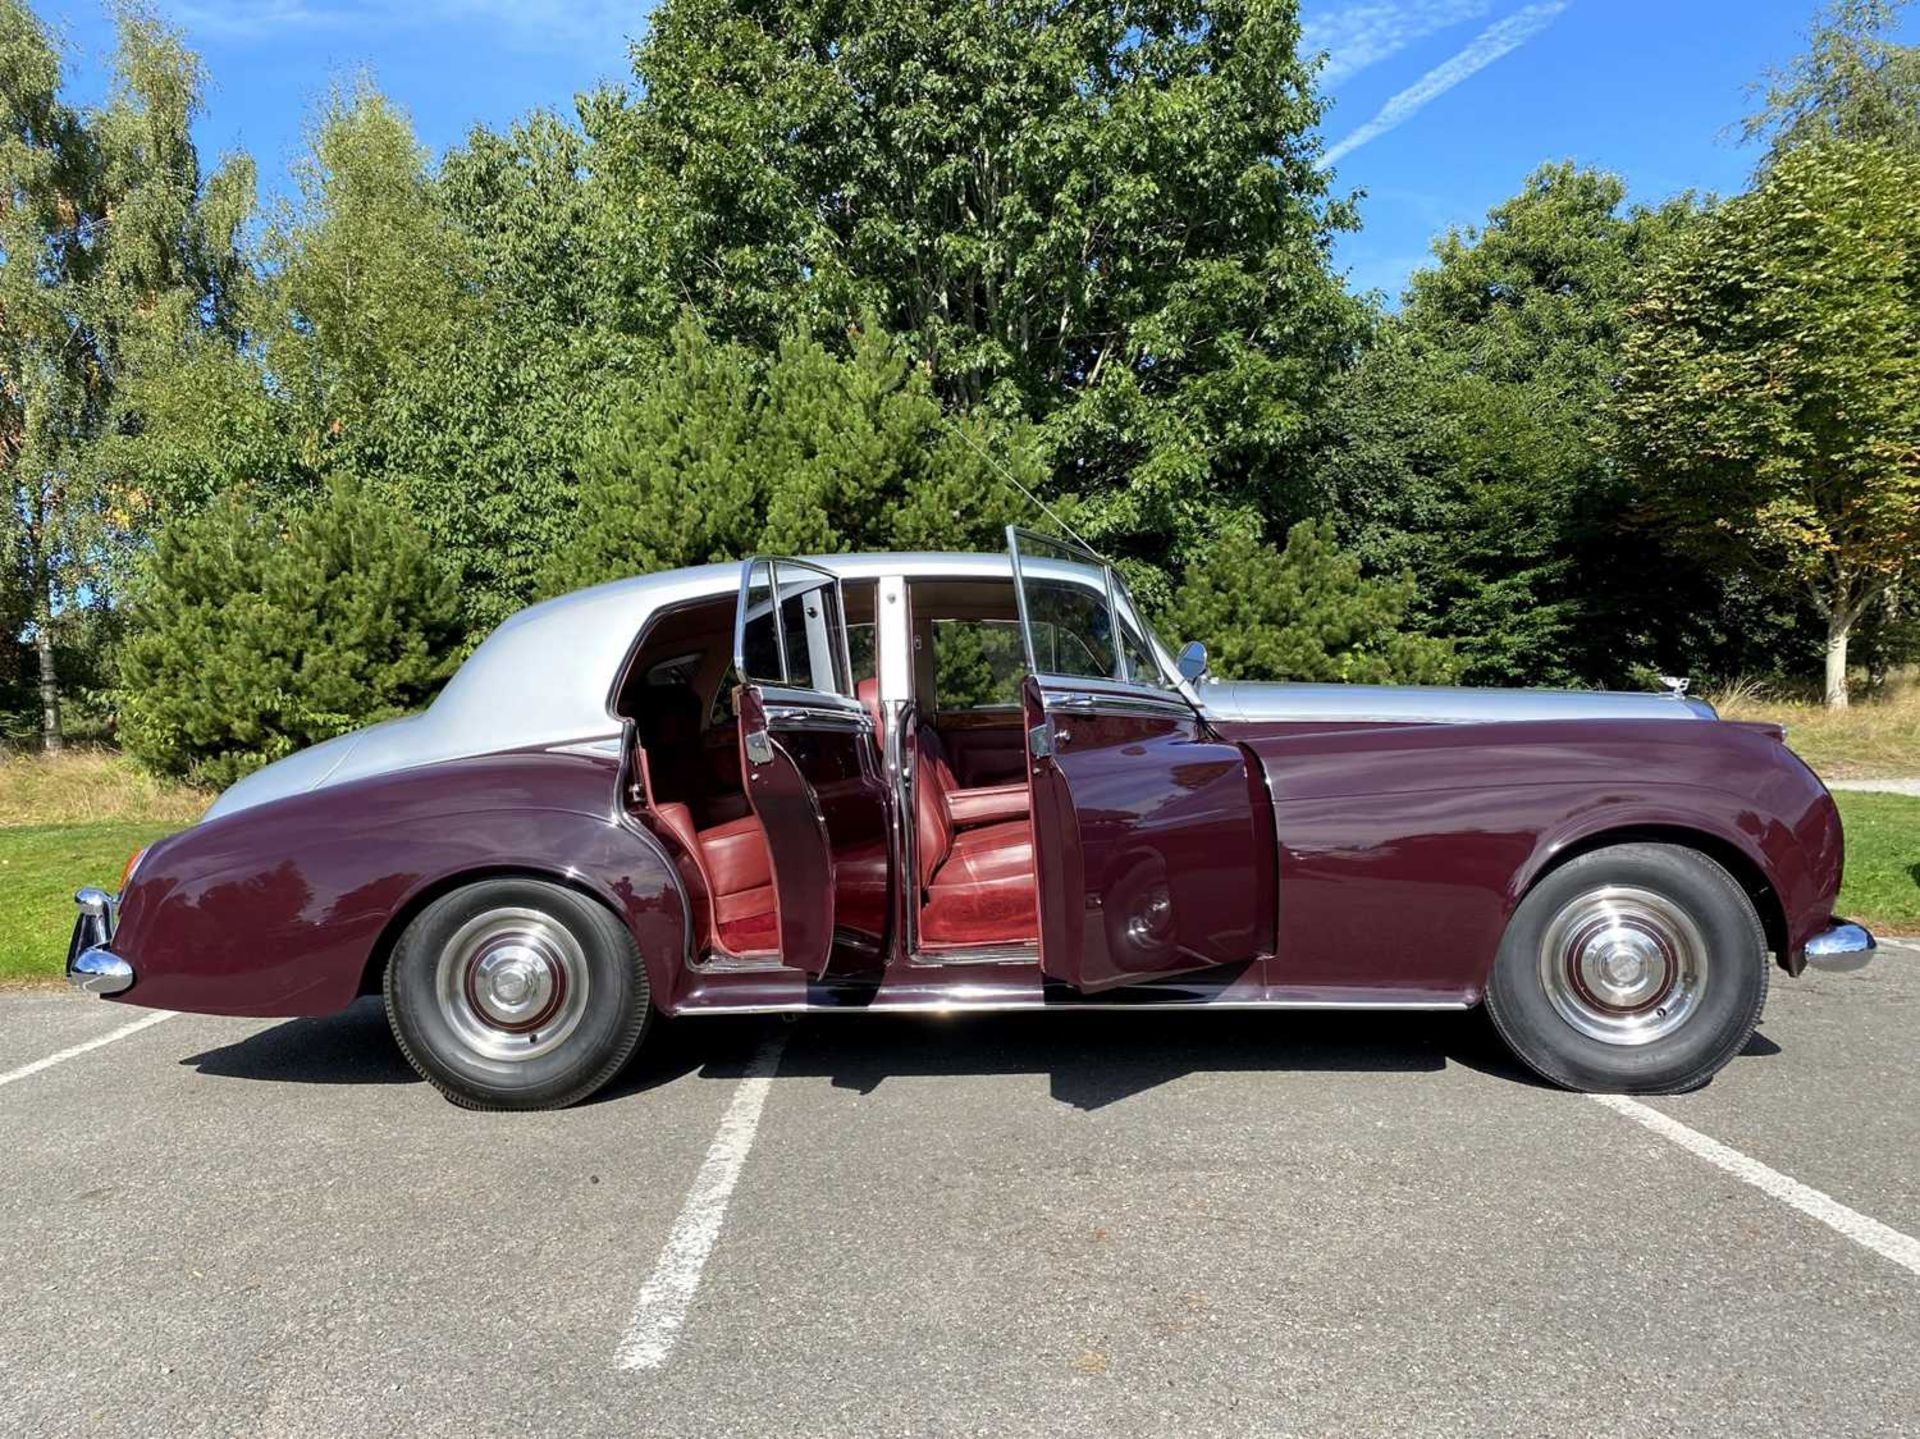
left=931, top=619, right=1026, bottom=711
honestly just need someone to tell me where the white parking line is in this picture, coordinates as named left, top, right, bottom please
left=1590, top=1093, right=1920, bottom=1279
left=0, top=1009, right=178, bottom=1089
left=615, top=1031, right=789, bottom=1372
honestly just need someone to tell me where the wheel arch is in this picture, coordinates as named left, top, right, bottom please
left=1520, top=823, right=1790, bottom=970
left=358, top=864, right=611, bottom=997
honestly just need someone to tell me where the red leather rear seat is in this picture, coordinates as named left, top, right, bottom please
left=640, top=745, right=779, bottom=956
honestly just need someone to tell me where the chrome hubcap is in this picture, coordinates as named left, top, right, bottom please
left=1537, top=885, right=1709, bottom=1046
left=433, top=908, right=590, bottom=1063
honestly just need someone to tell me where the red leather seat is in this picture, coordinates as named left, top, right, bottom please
left=639, top=746, right=778, bottom=955
left=916, top=728, right=1037, bottom=946
left=857, top=678, right=1027, bottom=829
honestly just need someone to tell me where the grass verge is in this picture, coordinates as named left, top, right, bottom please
left=0, top=749, right=208, bottom=828
left=1833, top=792, right=1920, bottom=934
left=0, top=822, right=178, bottom=985
left=1714, top=680, right=1920, bottom=781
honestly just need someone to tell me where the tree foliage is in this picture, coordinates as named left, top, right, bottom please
left=1, top=0, right=253, bottom=746
left=1618, top=139, right=1920, bottom=707
left=543, top=317, right=1031, bottom=594
left=609, top=0, right=1366, bottom=580
left=1743, top=0, right=1920, bottom=161
left=116, top=482, right=461, bottom=785
left=1166, top=520, right=1458, bottom=684
left=1316, top=164, right=1698, bottom=685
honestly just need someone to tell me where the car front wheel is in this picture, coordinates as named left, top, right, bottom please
left=384, top=877, right=650, bottom=1110
left=1485, top=842, right=1769, bottom=1093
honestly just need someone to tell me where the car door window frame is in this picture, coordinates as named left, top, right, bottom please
left=733, top=556, right=866, bottom=719
left=1006, top=527, right=1185, bottom=707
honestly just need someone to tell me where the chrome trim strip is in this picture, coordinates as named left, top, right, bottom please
left=908, top=941, right=1040, bottom=967
left=763, top=702, right=871, bottom=733
left=1804, top=920, right=1876, bottom=973
left=677, top=997, right=1473, bottom=1016
left=1041, top=691, right=1194, bottom=721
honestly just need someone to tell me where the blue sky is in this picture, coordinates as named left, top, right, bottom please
left=34, top=0, right=1918, bottom=300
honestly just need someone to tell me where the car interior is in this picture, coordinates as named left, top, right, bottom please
left=615, top=574, right=1044, bottom=964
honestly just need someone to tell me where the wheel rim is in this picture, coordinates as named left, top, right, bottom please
left=1536, top=885, right=1710, bottom=1046
left=433, top=907, right=591, bottom=1063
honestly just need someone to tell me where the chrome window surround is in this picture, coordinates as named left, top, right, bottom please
left=733, top=555, right=858, bottom=701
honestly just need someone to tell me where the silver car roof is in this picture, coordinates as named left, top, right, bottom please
left=207, top=553, right=1082, bottom=820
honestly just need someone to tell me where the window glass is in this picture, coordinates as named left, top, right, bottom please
left=932, top=619, right=1026, bottom=710
left=1117, top=612, right=1173, bottom=690
left=847, top=623, right=876, bottom=689
left=737, top=560, right=848, bottom=695
left=776, top=570, right=849, bottom=694
left=1019, top=574, right=1117, bottom=680
left=739, top=561, right=782, bottom=683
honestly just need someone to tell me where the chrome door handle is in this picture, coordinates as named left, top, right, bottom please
left=1051, top=694, right=1096, bottom=710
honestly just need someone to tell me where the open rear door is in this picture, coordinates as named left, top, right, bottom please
left=1009, top=529, right=1271, bottom=991
left=734, top=558, right=892, bottom=977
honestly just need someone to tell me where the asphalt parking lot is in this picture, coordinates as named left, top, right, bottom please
left=4, top=946, right=1918, bottom=1439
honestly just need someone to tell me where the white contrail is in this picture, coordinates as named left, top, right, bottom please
left=1307, top=0, right=1495, bottom=87
left=1317, top=1, right=1571, bottom=170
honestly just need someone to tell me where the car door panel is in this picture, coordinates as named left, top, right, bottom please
left=1010, top=529, right=1270, bottom=992
left=735, top=559, right=892, bottom=978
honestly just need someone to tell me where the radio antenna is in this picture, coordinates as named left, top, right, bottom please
left=944, top=414, right=1102, bottom=558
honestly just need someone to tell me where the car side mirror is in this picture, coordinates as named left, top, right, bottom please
left=1176, top=640, right=1209, bottom=683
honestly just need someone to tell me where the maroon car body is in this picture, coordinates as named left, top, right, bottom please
left=67, top=539, right=1869, bottom=1103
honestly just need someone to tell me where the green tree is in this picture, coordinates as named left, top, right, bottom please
left=1316, top=164, right=1697, bottom=684
left=607, top=0, right=1364, bottom=582
left=2, top=0, right=253, bottom=747
left=368, top=106, right=652, bottom=635
left=543, top=317, right=1030, bottom=594
left=1165, top=521, right=1457, bottom=683
left=1743, top=0, right=1920, bottom=161
left=1618, top=141, right=1920, bottom=708
left=115, top=482, right=461, bottom=785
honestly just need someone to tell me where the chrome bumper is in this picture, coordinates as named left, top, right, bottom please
left=1804, top=920, right=1876, bottom=973
left=66, top=888, right=134, bottom=995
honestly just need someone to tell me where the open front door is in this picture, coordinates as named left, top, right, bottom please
left=734, top=558, right=892, bottom=977
left=1009, top=529, right=1272, bottom=992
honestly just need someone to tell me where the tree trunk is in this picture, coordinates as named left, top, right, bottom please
left=34, top=617, right=63, bottom=752
left=1824, top=607, right=1851, bottom=710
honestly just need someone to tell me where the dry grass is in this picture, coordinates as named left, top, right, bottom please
left=1711, top=676, right=1920, bottom=781
left=0, top=748, right=210, bottom=829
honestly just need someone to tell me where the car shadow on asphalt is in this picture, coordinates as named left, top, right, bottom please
left=179, top=1000, right=1787, bottom=1110
left=179, top=997, right=421, bottom=1086
left=597, top=1007, right=1555, bottom=1111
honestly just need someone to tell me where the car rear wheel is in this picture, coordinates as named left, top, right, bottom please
left=1485, top=843, right=1769, bottom=1093
left=384, top=878, right=649, bottom=1110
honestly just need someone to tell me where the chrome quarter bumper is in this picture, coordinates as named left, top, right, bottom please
left=1804, top=920, right=1876, bottom=973
left=67, top=888, right=135, bottom=995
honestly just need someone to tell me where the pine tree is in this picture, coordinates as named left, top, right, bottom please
left=1166, top=521, right=1458, bottom=684
left=116, top=482, right=461, bottom=784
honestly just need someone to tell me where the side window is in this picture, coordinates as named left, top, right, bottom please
left=739, top=562, right=783, bottom=683
left=1117, top=612, right=1174, bottom=690
left=737, top=559, right=851, bottom=697
left=847, top=622, right=877, bottom=689
left=931, top=619, right=1026, bottom=711
left=1022, top=577, right=1117, bottom=680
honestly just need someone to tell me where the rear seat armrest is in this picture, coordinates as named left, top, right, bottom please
left=946, top=783, right=1030, bottom=828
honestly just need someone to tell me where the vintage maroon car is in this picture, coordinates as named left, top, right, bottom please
left=68, top=531, right=1874, bottom=1108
